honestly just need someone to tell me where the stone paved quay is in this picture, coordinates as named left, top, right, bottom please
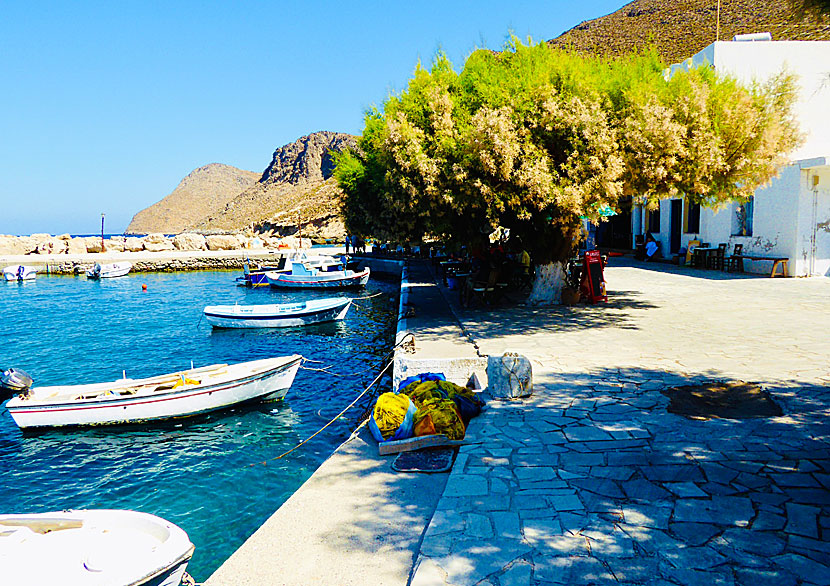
left=408, top=258, right=830, bottom=586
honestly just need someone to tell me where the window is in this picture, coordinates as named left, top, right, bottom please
left=646, top=207, right=660, bottom=233
left=685, top=201, right=701, bottom=234
left=732, top=198, right=754, bottom=236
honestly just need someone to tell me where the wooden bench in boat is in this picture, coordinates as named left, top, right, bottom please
left=732, top=255, right=789, bottom=278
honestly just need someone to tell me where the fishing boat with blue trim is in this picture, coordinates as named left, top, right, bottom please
left=265, top=259, right=369, bottom=289
left=235, top=252, right=347, bottom=287
left=204, top=297, right=351, bottom=328
left=4, top=355, right=302, bottom=430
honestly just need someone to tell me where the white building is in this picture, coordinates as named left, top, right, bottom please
left=630, top=37, right=830, bottom=277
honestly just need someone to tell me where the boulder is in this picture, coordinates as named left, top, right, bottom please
left=36, top=238, right=66, bottom=255
left=124, top=237, right=144, bottom=252
left=0, top=236, right=28, bottom=255
left=104, top=238, right=125, bottom=252
left=143, top=233, right=169, bottom=244
left=67, top=238, right=88, bottom=254
left=205, top=234, right=241, bottom=250
left=85, top=237, right=104, bottom=253
left=173, top=233, right=207, bottom=251
left=143, top=234, right=175, bottom=252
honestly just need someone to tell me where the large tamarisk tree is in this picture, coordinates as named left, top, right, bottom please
left=336, top=38, right=801, bottom=304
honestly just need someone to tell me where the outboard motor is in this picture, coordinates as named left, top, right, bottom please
left=1, top=368, right=34, bottom=400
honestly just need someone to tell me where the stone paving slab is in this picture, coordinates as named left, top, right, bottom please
left=409, top=260, right=830, bottom=585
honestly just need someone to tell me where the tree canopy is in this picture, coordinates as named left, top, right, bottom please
left=335, top=38, right=801, bottom=264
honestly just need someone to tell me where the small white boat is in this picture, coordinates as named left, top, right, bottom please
left=87, top=262, right=132, bottom=279
left=3, top=265, right=38, bottom=281
left=265, top=260, right=370, bottom=289
left=5, top=355, right=302, bottom=429
left=0, top=509, right=194, bottom=586
left=204, top=297, right=352, bottom=328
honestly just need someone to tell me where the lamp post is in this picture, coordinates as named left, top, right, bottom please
left=101, top=213, right=105, bottom=251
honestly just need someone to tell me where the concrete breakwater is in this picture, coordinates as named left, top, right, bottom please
left=40, top=255, right=252, bottom=275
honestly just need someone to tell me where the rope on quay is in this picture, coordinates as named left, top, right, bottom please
left=253, top=359, right=393, bottom=464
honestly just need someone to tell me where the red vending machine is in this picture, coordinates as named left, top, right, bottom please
left=580, top=249, right=607, bottom=304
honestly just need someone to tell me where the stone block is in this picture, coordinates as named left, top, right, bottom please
left=487, top=352, right=532, bottom=399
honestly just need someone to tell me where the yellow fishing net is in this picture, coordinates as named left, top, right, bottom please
left=413, top=397, right=466, bottom=440
left=372, top=392, right=414, bottom=440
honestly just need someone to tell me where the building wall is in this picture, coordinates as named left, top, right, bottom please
left=795, top=166, right=830, bottom=276
left=653, top=40, right=830, bottom=276
left=670, top=40, right=830, bottom=161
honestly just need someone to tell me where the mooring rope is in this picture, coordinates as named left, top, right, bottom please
left=297, top=332, right=414, bottom=381
left=253, top=359, right=393, bottom=463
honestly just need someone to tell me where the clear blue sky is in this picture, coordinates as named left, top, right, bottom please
left=0, top=0, right=625, bottom=236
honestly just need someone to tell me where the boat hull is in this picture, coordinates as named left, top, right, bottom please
left=265, top=267, right=370, bottom=289
left=87, top=262, right=132, bottom=279
left=0, top=509, right=194, bottom=586
left=6, top=355, right=302, bottom=429
left=204, top=298, right=351, bottom=328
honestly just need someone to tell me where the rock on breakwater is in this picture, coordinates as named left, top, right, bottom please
left=0, top=232, right=317, bottom=258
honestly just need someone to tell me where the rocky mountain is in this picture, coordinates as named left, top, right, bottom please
left=126, top=131, right=356, bottom=237
left=194, top=131, right=357, bottom=233
left=126, top=163, right=259, bottom=235
left=550, top=0, right=830, bottom=64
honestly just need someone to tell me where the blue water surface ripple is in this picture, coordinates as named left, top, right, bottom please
left=0, top=269, right=399, bottom=581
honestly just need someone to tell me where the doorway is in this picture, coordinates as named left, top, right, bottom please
left=670, top=200, right=682, bottom=254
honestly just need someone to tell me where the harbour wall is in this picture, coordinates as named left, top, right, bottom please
left=1, top=249, right=405, bottom=277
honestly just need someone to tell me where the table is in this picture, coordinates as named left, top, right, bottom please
left=691, top=246, right=717, bottom=268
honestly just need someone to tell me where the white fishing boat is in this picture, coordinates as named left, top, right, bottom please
left=265, top=260, right=370, bottom=289
left=3, top=265, right=38, bottom=281
left=0, top=509, right=194, bottom=586
left=87, top=262, right=132, bottom=279
left=236, top=252, right=345, bottom=287
left=5, top=354, right=302, bottom=429
left=204, top=297, right=352, bottom=328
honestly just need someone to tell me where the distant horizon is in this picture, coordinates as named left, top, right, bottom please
left=0, top=0, right=625, bottom=236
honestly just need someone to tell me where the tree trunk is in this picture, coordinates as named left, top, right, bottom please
left=527, top=262, right=566, bottom=306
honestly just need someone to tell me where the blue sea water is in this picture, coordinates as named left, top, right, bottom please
left=0, top=270, right=399, bottom=581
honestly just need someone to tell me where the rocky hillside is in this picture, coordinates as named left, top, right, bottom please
left=126, top=163, right=259, bottom=235
left=194, top=131, right=356, bottom=233
left=550, top=0, right=830, bottom=64
left=127, top=131, right=356, bottom=237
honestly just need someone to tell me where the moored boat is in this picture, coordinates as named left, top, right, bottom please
left=204, top=297, right=352, bottom=328
left=5, top=354, right=302, bottom=429
left=87, top=262, right=132, bottom=279
left=0, top=509, right=194, bottom=586
left=3, top=265, right=38, bottom=281
left=265, top=260, right=370, bottom=289
left=235, top=251, right=346, bottom=287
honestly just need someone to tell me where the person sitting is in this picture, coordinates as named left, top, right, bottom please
left=644, top=233, right=660, bottom=261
